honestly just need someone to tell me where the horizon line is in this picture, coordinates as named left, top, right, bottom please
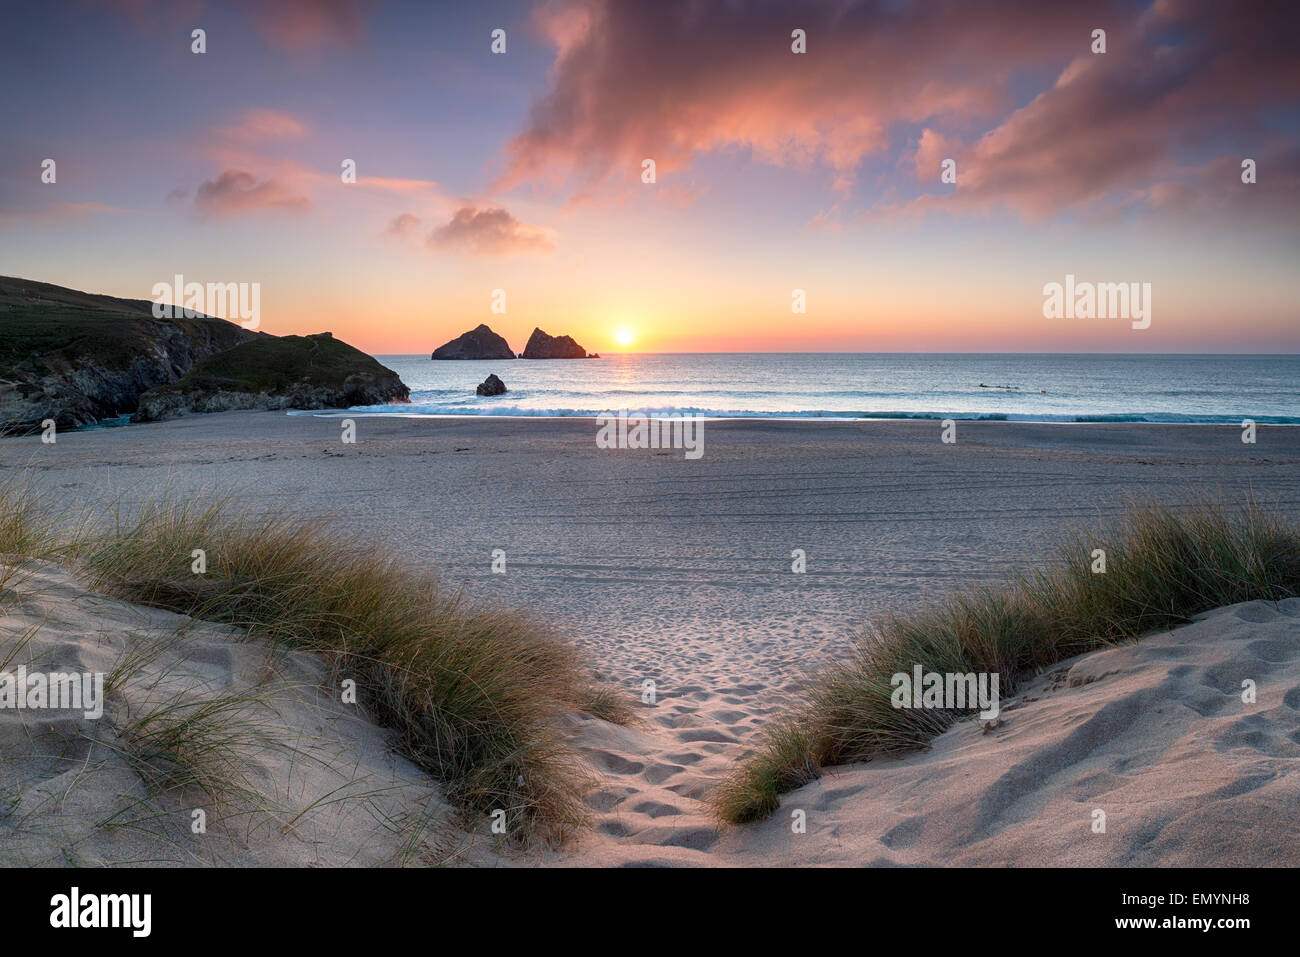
left=372, top=350, right=1300, bottom=358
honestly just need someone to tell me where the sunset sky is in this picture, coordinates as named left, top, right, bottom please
left=2, top=0, right=1297, bottom=354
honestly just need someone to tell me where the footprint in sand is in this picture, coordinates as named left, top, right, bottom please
left=589, top=751, right=646, bottom=775
left=642, top=763, right=685, bottom=786
left=629, top=800, right=682, bottom=819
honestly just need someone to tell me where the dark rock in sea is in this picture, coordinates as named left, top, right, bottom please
left=133, top=332, right=410, bottom=422
left=521, top=327, right=588, bottom=359
left=476, top=373, right=507, bottom=397
left=587, top=353, right=600, bottom=359
left=0, top=275, right=260, bottom=433
left=431, top=324, right=515, bottom=360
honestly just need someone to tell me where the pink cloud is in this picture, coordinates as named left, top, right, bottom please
left=194, top=169, right=311, bottom=216
left=188, top=109, right=450, bottom=228
left=426, top=206, right=555, bottom=256
left=215, top=108, right=309, bottom=145
left=358, top=176, right=444, bottom=197
left=501, top=0, right=1300, bottom=226
left=887, top=0, right=1300, bottom=223
left=499, top=0, right=1115, bottom=201
left=912, top=129, right=958, bottom=184
left=386, top=212, right=419, bottom=235
left=91, top=0, right=367, bottom=51
left=0, top=201, right=132, bottom=226
left=234, top=0, right=369, bottom=51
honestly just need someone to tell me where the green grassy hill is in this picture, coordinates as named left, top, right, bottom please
left=0, top=277, right=407, bottom=431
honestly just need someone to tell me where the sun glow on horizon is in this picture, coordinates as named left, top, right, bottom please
left=614, top=327, right=636, bottom=348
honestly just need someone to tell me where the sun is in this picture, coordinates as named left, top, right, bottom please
left=614, top=327, right=636, bottom=348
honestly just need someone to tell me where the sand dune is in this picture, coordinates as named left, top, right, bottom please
left=3, top=558, right=1295, bottom=866
left=0, top=563, right=486, bottom=867
left=553, top=600, right=1300, bottom=866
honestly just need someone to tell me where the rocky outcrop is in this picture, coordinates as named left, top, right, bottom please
left=431, top=324, right=515, bottom=360
left=520, top=327, right=588, bottom=359
left=476, top=373, right=507, bottom=397
left=0, top=277, right=412, bottom=431
left=0, top=276, right=259, bottom=432
left=133, top=332, right=409, bottom=422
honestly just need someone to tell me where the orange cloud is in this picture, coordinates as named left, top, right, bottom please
left=358, top=176, right=444, bottom=197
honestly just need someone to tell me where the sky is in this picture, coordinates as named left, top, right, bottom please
left=1, top=0, right=1297, bottom=355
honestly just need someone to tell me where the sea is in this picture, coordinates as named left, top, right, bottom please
left=327, top=353, right=1300, bottom=424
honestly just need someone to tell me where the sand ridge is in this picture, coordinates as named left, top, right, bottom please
left=2, top=566, right=1297, bottom=867
left=0, top=562, right=490, bottom=867
left=550, top=600, right=1300, bottom=866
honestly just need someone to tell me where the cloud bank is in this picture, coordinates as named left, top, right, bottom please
left=500, top=0, right=1300, bottom=223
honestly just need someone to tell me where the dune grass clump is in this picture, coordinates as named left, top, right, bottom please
left=715, top=502, right=1300, bottom=824
left=0, top=479, right=63, bottom=564
left=106, top=684, right=289, bottom=823
left=78, top=495, right=629, bottom=844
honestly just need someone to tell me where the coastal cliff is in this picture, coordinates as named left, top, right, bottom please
left=134, top=333, right=409, bottom=421
left=0, top=277, right=409, bottom=431
left=0, top=276, right=259, bottom=432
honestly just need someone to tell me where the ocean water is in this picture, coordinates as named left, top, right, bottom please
left=337, top=353, right=1300, bottom=424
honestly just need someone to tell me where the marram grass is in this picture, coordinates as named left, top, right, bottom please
left=714, top=501, right=1300, bottom=824
left=78, top=495, right=634, bottom=844
left=0, top=478, right=65, bottom=564
left=1, top=482, right=630, bottom=845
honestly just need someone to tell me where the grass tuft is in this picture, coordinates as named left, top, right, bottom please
left=107, top=683, right=288, bottom=819
left=715, top=500, right=1300, bottom=824
left=77, top=494, right=619, bottom=844
left=0, top=479, right=62, bottom=564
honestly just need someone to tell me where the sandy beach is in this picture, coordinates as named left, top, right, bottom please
left=4, top=413, right=1298, bottom=865
left=7, top=0, right=1300, bottom=935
